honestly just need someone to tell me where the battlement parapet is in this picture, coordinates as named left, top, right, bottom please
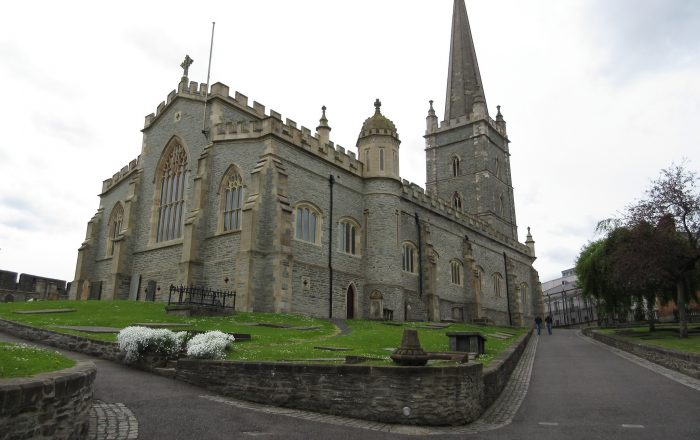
left=432, top=114, right=507, bottom=138
left=142, top=81, right=363, bottom=174
left=101, top=156, right=140, bottom=194
left=213, top=116, right=362, bottom=176
left=400, top=181, right=528, bottom=253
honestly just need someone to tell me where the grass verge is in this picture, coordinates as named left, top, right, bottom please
left=599, top=324, right=700, bottom=354
left=0, top=300, right=526, bottom=366
left=0, top=342, right=76, bottom=378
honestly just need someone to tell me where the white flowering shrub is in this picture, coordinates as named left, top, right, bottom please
left=186, top=331, right=235, bottom=360
left=117, top=326, right=182, bottom=363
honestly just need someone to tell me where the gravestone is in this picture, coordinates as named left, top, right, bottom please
left=89, top=281, right=102, bottom=300
left=129, top=274, right=141, bottom=301
left=145, top=280, right=157, bottom=301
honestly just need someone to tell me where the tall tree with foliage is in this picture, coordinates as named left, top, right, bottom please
left=624, top=162, right=700, bottom=338
left=575, top=239, right=632, bottom=322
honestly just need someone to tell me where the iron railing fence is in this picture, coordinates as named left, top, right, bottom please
left=168, top=284, right=236, bottom=310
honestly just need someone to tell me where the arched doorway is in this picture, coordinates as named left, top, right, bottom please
left=346, top=285, right=355, bottom=319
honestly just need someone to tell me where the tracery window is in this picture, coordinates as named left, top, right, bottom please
left=295, top=203, right=321, bottom=244
left=220, top=166, right=244, bottom=232
left=450, top=260, right=463, bottom=286
left=452, top=155, right=461, bottom=177
left=402, top=242, right=418, bottom=273
left=107, top=203, right=124, bottom=256
left=339, top=218, right=360, bottom=255
left=156, top=141, right=188, bottom=242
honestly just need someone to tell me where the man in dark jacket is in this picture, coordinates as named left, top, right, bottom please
left=534, top=316, right=543, bottom=335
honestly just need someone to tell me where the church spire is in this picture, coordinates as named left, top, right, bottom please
left=444, top=0, right=487, bottom=121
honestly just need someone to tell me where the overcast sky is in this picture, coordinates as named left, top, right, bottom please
left=1, top=0, right=699, bottom=285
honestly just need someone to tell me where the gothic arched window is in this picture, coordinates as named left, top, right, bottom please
left=452, top=155, right=461, bottom=177
left=402, top=241, right=418, bottom=273
left=492, top=272, right=504, bottom=297
left=107, top=203, right=124, bottom=256
left=520, top=282, right=529, bottom=314
left=450, top=259, right=463, bottom=286
left=220, top=166, right=244, bottom=232
left=339, top=218, right=360, bottom=255
left=295, top=203, right=321, bottom=244
left=453, top=192, right=463, bottom=211
left=155, top=139, right=188, bottom=243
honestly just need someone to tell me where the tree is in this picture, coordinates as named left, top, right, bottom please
left=625, top=162, right=700, bottom=338
left=575, top=239, right=632, bottom=323
left=605, top=220, right=677, bottom=331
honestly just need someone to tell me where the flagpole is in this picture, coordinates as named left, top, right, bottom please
left=202, top=21, right=216, bottom=138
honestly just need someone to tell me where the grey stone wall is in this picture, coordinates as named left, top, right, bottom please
left=73, top=79, right=540, bottom=325
left=0, top=319, right=123, bottom=361
left=175, top=360, right=484, bottom=426
left=482, top=329, right=531, bottom=408
left=583, top=328, right=700, bottom=380
left=0, top=361, right=95, bottom=440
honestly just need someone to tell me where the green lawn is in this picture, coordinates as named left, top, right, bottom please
left=0, top=300, right=526, bottom=366
left=0, top=342, right=76, bottom=378
left=600, top=325, right=700, bottom=354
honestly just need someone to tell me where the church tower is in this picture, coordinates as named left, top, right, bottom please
left=425, top=0, right=517, bottom=239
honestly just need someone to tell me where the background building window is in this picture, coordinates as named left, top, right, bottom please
left=156, top=141, right=188, bottom=242
left=450, top=260, right=463, bottom=285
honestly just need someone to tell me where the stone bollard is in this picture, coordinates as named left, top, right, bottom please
left=390, top=329, right=429, bottom=366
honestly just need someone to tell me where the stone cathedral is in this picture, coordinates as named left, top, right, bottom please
left=70, top=0, right=543, bottom=326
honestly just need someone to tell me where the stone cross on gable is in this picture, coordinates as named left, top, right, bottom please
left=180, top=55, right=194, bottom=78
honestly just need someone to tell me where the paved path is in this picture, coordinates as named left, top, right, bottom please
left=2, top=328, right=699, bottom=439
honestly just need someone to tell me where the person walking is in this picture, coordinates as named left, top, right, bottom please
left=545, top=314, right=553, bottom=335
left=534, top=316, right=543, bottom=336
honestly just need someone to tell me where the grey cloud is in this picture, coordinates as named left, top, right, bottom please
left=33, top=114, right=96, bottom=148
left=585, top=0, right=700, bottom=82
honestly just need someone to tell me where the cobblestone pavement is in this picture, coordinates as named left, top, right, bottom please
left=578, top=330, right=700, bottom=392
left=201, top=334, right=539, bottom=436
left=88, top=401, right=139, bottom=440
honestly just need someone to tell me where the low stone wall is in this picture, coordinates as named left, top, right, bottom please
left=176, top=330, right=533, bottom=426
left=0, top=317, right=533, bottom=426
left=176, top=360, right=484, bottom=425
left=482, top=330, right=531, bottom=408
left=0, top=361, right=96, bottom=440
left=582, top=328, right=700, bottom=379
left=0, top=319, right=122, bottom=362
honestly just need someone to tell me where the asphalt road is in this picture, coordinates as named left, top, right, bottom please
left=2, top=328, right=699, bottom=439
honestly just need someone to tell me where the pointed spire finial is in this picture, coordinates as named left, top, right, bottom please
left=496, top=104, right=504, bottom=121
left=444, top=0, right=487, bottom=121
left=317, top=105, right=331, bottom=135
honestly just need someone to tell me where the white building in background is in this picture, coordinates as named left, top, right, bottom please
left=541, top=269, right=597, bottom=327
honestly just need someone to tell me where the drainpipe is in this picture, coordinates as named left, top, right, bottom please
left=328, top=175, right=335, bottom=319
left=503, top=252, right=512, bottom=326
left=414, top=213, right=423, bottom=298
